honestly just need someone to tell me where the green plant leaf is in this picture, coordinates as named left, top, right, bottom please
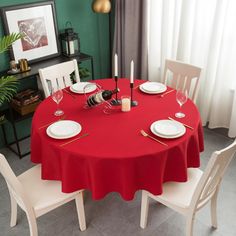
left=79, top=66, right=91, bottom=79
left=0, top=33, right=22, bottom=105
left=0, top=76, right=18, bottom=105
left=0, top=33, right=23, bottom=54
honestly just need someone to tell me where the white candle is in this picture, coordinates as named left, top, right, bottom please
left=66, top=41, right=75, bottom=55
left=130, top=60, right=134, bottom=83
left=69, top=41, right=75, bottom=54
left=121, top=96, right=131, bottom=112
left=114, top=53, right=118, bottom=77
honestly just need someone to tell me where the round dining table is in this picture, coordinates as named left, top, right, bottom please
left=31, top=78, right=204, bottom=200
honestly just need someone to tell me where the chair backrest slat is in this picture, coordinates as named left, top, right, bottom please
left=162, top=59, right=201, bottom=103
left=39, top=59, right=80, bottom=98
left=191, top=139, right=236, bottom=211
left=0, top=154, right=34, bottom=214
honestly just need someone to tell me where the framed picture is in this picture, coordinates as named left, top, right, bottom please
left=1, top=0, right=60, bottom=63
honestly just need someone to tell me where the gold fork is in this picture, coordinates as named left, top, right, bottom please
left=39, top=115, right=66, bottom=130
left=140, top=130, right=168, bottom=146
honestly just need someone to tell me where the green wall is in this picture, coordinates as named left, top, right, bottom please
left=0, top=0, right=110, bottom=78
left=0, top=0, right=110, bottom=149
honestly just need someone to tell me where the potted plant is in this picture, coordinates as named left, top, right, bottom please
left=0, top=33, right=22, bottom=123
left=79, top=66, right=91, bottom=80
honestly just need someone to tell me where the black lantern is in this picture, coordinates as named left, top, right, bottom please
left=60, top=23, right=80, bottom=57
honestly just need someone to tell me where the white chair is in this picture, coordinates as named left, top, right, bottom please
left=39, top=59, right=80, bottom=98
left=0, top=153, right=86, bottom=236
left=140, top=139, right=236, bottom=236
left=162, top=59, right=201, bottom=103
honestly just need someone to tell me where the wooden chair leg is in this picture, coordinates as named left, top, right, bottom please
left=140, top=191, right=150, bottom=229
left=211, top=188, right=219, bottom=229
left=75, top=192, right=86, bottom=231
left=186, top=213, right=195, bottom=236
left=26, top=213, right=38, bottom=236
left=9, top=192, right=17, bottom=227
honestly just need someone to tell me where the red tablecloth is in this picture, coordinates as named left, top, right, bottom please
left=31, top=79, right=204, bottom=200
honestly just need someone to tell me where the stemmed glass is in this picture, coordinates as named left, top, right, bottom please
left=51, top=85, right=64, bottom=116
left=175, top=89, right=188, bottom=118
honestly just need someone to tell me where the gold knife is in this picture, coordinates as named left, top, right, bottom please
left=160, top=89, right=175, bottom=97
left=39, top=115, right=66, bottom=130
left=168, top=117, right=194, bottom=130
left=64, top=89, right=76, bottom=99
left=60, top=133, right=89, bottom=147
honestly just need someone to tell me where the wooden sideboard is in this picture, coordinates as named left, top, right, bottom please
left=0, top=53, right=94, bottom=158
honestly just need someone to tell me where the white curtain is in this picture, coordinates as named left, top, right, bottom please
left=148, top=0, right=236, bottom=137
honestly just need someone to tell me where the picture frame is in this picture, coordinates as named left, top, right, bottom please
left=1, top=0, right=60, bottom=63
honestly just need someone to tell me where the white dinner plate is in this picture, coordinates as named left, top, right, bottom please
left=150, top=120, right=186, bottom=139
left=70, top=82, right=97, bottom=94
left=139, top=82, right=167, bottom=94
left=46, top=120, right=82, bottom=139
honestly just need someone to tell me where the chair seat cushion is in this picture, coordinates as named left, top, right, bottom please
left=18, top=165, right=83, bottom=212
left=153, top=168, right=203, bottom=209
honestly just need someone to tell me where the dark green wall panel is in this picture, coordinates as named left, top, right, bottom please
left=0, top=0, right=110, bottom=149
left=0, top=0, right=110, bottom=78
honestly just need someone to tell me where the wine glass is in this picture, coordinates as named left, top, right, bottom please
left=175, top=89, right=188, bottom=118
left=51, top=86, right=64, bottom=116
